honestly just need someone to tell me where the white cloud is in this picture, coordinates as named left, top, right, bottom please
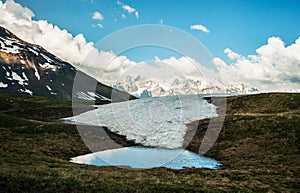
left=214, top=37, right=300, bottom=91
left=94, top=55, right=222, bottom=88
left=190, top=24, right=210, bottom=33
left=91, top=23, right=103, bottom=28
left=224, top=48, right=242, bottom=60
left=153, top=56, right=218, bottom=81
left=117, top=1, right=139, bottom=19
left=122, top=5, right=135, bottom=13
left=0, top=0, right=34, bottom=26
left=212, top=57, right=227, bottom=67
left=92, top=11, right=103, bottom=20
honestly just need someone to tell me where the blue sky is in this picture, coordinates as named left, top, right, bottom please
left=0, top=0, right=299, bottom=91
left=12, top=0, right=300, bottom=62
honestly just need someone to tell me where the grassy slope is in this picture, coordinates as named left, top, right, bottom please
left=0, top=93, right=299, bottom=192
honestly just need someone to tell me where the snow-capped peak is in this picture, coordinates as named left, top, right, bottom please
left=113, top=75, right=259, bottom=98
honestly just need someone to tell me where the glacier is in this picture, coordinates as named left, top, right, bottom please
left=64, top=94, right=218, bottom=148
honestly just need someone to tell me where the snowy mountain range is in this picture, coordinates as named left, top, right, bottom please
left=113, top=75, right=259, bottom=98
left=0, top=26, right=136, bottom=102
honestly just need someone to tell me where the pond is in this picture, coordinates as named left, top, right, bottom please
left=70, top=147, right=220, bottom=170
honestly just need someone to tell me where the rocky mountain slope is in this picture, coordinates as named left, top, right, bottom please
left=0, top=26, right=136, bottom=102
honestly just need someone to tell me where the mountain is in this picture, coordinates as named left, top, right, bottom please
left=0, top=26, right=136, bottom=102
left=113, top=75, right=259, bottom=98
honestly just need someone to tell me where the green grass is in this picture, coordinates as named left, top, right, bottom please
left=226, top=93, right=300, bottom=114
left=0, top=93, right=299, bottom=192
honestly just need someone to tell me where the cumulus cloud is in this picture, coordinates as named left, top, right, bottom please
left=92, top=11, right=103, bottom=20
left=154, top=56, right=218, bottom=81
left=0, top=0, right=34, bottom=25
left=135, top=11, right=139, bottom=19
left=190, top=24, right=210, bottom=33
left=214, top=37, right=300, bottom=91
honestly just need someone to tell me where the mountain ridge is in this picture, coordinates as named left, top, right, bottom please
left=114, top=75, right=260, bottom=98
left=0, top=26, right=137, bottom=102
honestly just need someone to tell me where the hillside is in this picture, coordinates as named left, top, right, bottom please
left=0, top=93, right=299, bottom=192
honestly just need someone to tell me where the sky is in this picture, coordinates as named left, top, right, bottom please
left=10, top=0, right=300, bottom=61
left=0, top=0, right=300, bottom=92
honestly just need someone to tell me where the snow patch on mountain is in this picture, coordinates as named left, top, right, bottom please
left=33, top=67, right=40, bottom=80
left=0, top=82, right=8, bottom=88
left=50, top=92, right=57, bottom=95
left=11, top=72, right=27, bottom=85
left=28, top=47, right=39, bottom=56
left=46, top=85, right=52, bottom=91
left=39, top=63, right=57, bottom=71
left=76, top=91, right=112, bottom=101
left=20, top=88, right=33, bottom=95
left=41, top=53, right=54, bottom=63
left=0, top=37, right=22, bottom=54
left=22, top=72, right=28, bottom=81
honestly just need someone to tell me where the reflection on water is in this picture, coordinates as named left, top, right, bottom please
left=70, top=147, right=220, bottom=170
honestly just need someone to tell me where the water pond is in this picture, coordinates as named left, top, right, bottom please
left=70, top=147, right=220, bottom=170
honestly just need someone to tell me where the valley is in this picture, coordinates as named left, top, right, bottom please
left=0, top=93, right=299, bottom=192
